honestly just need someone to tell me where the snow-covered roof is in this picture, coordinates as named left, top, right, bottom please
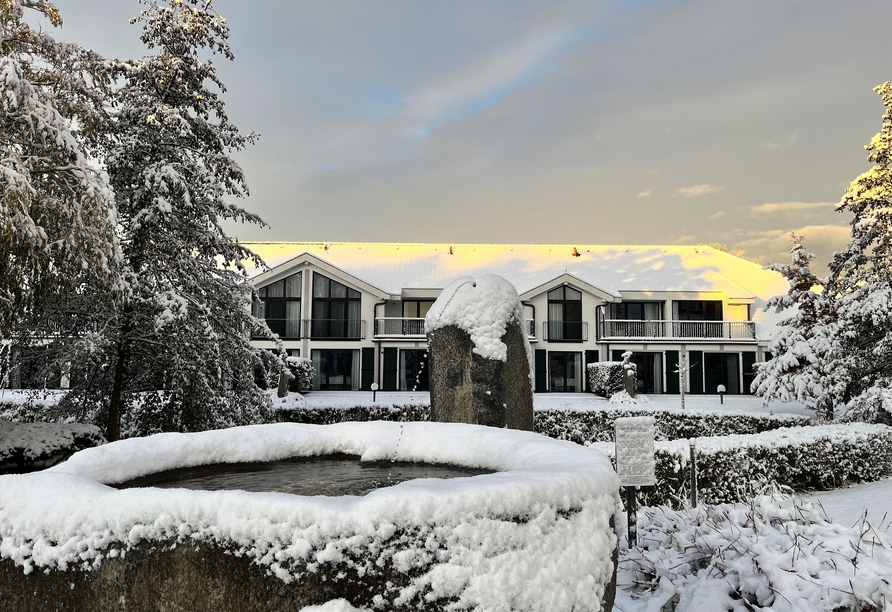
left=242, top=242, right=789, bottom=303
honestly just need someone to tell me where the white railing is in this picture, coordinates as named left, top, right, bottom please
left=374, top=317, right=426, bottom=337
left=601, top=319, right=756, bottom=340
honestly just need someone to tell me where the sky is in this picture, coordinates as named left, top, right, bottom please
left=47, top=0, right=892, bottom=270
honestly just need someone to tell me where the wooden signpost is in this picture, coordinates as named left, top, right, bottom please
left=614, top=416, right=655, bottom=547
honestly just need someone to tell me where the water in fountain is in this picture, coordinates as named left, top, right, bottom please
left=115, top=453, right=490, bottom=497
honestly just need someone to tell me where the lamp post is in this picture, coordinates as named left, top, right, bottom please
left=371, top=382, right=379, bottom=402
left=717, top=383, right=726, bottom=405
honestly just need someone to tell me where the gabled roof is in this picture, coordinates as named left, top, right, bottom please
left=242, top=242, right=789, bottom=304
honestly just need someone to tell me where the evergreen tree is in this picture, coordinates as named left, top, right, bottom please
left=101, top=0, right=276, bottom=439
left=0, top=0, right=118, bottom=338
left=751, top=233, right=841, bottom=419
left=826, top=82, right=892, bottom=423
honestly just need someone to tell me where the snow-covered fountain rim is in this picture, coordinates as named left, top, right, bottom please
left=1, top=423, right=618, bottom=540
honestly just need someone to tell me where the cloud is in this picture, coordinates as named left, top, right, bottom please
left=709, top=211, right=725, bottom=220
left=405, top=24, right=593, bottom=138
left=749, top=201, right=836, bottom=217
left=637, top=190, right=652, bottom=198
left=734, top=224, right=850, bottom=269
left=763, top=129, right=800, bottom=151
left=674, top=184, right=723, bottom=198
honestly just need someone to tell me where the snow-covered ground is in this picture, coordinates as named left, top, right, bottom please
left=803, top=476, right=892, bottom=527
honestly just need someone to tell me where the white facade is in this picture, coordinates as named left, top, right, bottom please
left=246, top=242, right=790, bottom=395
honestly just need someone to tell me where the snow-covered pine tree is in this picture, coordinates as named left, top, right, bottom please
left=751, top=233, right=842, bottom=420
left=101, top=0, right=277, bottom=440
left=826, top=82, right=892, bottom=424
left=0, top=0, right=118, bottom=338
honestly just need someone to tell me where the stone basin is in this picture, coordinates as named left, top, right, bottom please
left=0, top=421, right=620, bottom=612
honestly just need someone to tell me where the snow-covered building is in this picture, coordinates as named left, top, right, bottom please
left=246, top=242, right=789, bottom=395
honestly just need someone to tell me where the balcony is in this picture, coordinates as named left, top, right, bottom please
left=307, top=318, right=366, bottom=340
left=374, top=317, right=426, bottom=338
left=252, top=319, right=366, bottom=340
left=254, top=318, right=301, bottom=340
left=601, top=319, right=756, bottom=341
left=374, top=318, right=538, bottom=340
left=543, top=321, right=588, bottom=342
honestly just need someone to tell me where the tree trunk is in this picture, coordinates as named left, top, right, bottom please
left=107, top=311, right=134, bottom=442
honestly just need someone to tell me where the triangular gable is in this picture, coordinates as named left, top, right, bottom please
left=518, top=273, right=618, bottom=302
left=251, top=252, right=390, bottom=300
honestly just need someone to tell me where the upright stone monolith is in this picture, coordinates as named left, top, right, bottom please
left=425, top=274, right=534, bottom=430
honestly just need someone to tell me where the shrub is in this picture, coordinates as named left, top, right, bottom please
left=588, top=361, right=624, bottom=397
left=285, top=356, right=315, bottom=392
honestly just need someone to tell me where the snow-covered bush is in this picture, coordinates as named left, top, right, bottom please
left=285, top=356, right=315, bottom=392
left=608, top=391, right=650, bottom=405
left=621, top=497, right=892, bottom=612
left=588, top=361, right=624, bottom=397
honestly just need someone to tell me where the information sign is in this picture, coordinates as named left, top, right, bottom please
left=614, top=416, right=655, bottom=487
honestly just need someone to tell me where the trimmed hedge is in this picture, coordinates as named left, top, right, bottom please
left=535, top=406, right=811, bottom=444
left=587, top=362, right=624, bottom=397
left=277, top=402, right=812, bottom=443
left=594, top=423, right=892, bottom=508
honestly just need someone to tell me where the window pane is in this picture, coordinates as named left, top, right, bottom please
left=331, top=280, right=347, bottom=299
left=258, top=287, right=267, bottom=298
left=313, top=274, right=329, bottom=298
left=404, top=301, right=418, bottom=318
left=285, top=272, right=301, bottom=297
left=418, top=301, right=433, bottom=318
left=565, top=287, right=581, bottom=301
left=548, top=288, right=564, bottom=300
left=348, top=288, right=360, bottom=299
left=267, top=280, right=284, bottom=298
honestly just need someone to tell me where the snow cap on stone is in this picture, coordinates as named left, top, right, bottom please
left=425, top=274, right=525, bottom=362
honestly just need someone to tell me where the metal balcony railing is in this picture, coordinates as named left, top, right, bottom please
left=543, top=321, right=588, bottom=342
left=257, top=318, right=302, bottom=339
left=601, top=319, right=756, bottom=340
left=374, top=317, right=426, bottom=338
left=306, top=318, right=365, bottom=340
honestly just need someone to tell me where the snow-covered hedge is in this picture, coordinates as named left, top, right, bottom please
left=621, top=496, right=892, bottom=612
left=277, top=402, right=810, bottom=443
left=0, top=422, right=621, bottom=612
left=587, top=362, right=624, bottom=397
left=0, top=390, right=275, bottom=439
left=592, top=423, right=892, bottom=507
left=0, top=421, right=105, bottom=473
left=535, top=405, right=810, bottom=444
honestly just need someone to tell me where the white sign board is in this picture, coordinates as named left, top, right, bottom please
left=615, top=416, right=656, bottom=487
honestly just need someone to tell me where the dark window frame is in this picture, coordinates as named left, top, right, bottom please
left=255, top=272, right=301, bottom=339
left=311, top=273, right=362, bottom=339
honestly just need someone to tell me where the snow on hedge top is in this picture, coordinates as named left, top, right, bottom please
left=425, top=274, right=527, bottom=361
left=1, top=422, right=619, bottom=577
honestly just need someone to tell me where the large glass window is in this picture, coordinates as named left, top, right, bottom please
left=547, top=286, right=583, bottom=341
left=610, top=302, right=661, bottom=320
left=549, top=351, right=582, bottom=392
left=399, top=349, right=429, bottom=391
left=673, top=300, right=722, bottom=321
left=403, top=300, right=434, bottom=319
left=704, top=353, right=740, bottom=394
left=254, top=272, right=301, bottom=338
left=311, top=349, right=360, bottom=390
left=311, top=274, right=362, bottom=339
